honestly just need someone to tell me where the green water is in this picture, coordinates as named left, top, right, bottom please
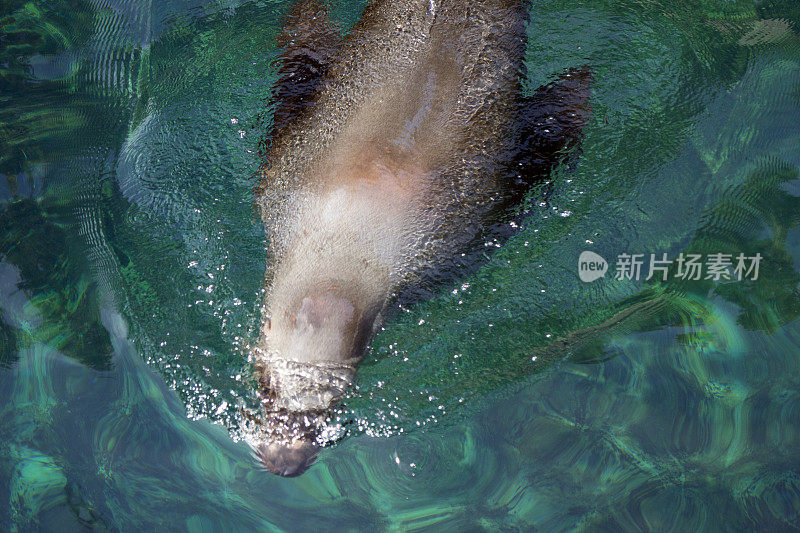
left=2, top=0, right=800, bottom=529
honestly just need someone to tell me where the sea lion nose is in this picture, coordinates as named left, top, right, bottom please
left=255, top=440, right=319, bottom=477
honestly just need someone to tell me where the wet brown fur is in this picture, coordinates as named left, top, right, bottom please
left=250, top=0, right=593, bottom=476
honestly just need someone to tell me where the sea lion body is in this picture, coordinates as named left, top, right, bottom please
left=252, top=0, right=591, bottom=476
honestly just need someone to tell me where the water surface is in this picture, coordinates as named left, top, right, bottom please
left=2, top=0, right=800, bottom=529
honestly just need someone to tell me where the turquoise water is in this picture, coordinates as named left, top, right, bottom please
left=2, top=0, right=800, bottom=529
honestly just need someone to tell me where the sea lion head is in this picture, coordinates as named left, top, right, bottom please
left=250, top=409, right=321, bottom=477
left=247, top=357, right=346, bottom=477
left=254, top=439, right=318, bottom=477
left=246, top=365, right=329, bottom=477
left=248, top=280, right=380, bottom=476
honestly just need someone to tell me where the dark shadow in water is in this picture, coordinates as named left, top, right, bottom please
left=0, top=199, right=113, bottom=370
left=0, top=0, right=105, bottom=177
left=678, top=160, right=800, bottom=332
left=0, top=0, right=138, bottom=370
left=0, top=319, right=16, bottom=368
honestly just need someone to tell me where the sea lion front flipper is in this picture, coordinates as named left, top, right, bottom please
left=272, top=0, right=342, bottom=133
left=515, top=66, right=594, bottom=188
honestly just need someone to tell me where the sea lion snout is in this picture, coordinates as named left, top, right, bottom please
left=254, top=439, right=319, bottom=477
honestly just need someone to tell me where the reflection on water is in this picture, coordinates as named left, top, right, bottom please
left=1, top=0, right=800, bottom=529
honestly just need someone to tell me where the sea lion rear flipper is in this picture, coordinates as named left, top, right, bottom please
left=272, top=0, right=342, bottom=133
left=515, top=65, right=594, bottom=188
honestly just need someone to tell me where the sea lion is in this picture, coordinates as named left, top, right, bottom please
left=250, top=0, right=592, bottom=476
